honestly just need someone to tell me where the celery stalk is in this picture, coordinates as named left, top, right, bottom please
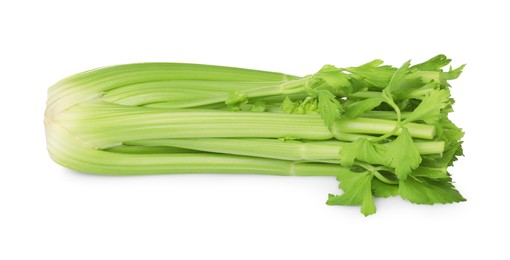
left=45, top=57, right=465, bottom=216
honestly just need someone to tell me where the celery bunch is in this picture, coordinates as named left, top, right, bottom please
left=45, top=55, right=465, bottom=215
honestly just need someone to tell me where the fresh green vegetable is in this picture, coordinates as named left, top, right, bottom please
left=45, top=55, right=465, bottom=216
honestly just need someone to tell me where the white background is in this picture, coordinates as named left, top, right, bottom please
left=1, top=0, right=509, bottom=259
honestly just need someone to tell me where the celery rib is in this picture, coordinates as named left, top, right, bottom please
left=125, top=138, right=445, bottom=161
left=56, top=103, right=435, bottom=149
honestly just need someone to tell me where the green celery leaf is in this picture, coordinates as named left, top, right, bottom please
left=282, top=97, right=318, bottom=114
left=344, top=97, right=384, bottom=118
left=327, top=171, right=376, bottom=216
left=441, top=64, right=466, bottom=81
left=359, top=59, right=385, bottom=67
left=281, top=96, right=296, bottom=113
left=405, top=89, right=451, bottom=124
left=383, top=60, right=412, bottom=97
left=300, top=98, right=319, bottom=114
left=225, top=91, right=248, bottom=106
left=372, top=177, right=399, bottom=198
left=391, top=76, right=424, bottom=100
left=436, top=116, right=464, bottom=149
left=250, top=101, right=266, bottom=112
left=386, top=127, right=422, bottom=180
left=338, top=140, right=360, bottom=167
left=411, top=54, right=451, bottom=71
left=349, top=77, right=367, bottom=93
left=316, top=90, right=342, bottom=130
left=412, top=166, right=449, bottom=179
left=426, top=116, right=464, bottom=167
left=347, top=60, right=397, bottom=88
left=401, top=81, right=438, bottom=100
left=339, top=138, right=388, bottom=167
left=443, top=141, right=463, bottom=166
left=399, top=176, right=466, bottom=205
left=314, top=65, right=352, bottom=92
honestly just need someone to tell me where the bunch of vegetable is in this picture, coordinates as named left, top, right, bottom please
left=44, top=55, right=465, bottom=215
